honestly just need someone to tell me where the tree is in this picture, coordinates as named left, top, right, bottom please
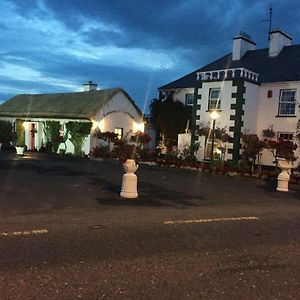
left=265, top=138, right=298, bottom=161
left=241, top=134, right=266, bottom=173
left=43, top=121, right=61, bottom=153
left=66, top=121, right=92, bottom=155
left=150, top=91, right=191, bottom=152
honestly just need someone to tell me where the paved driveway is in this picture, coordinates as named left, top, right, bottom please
left=0, top=151, right=299, bottom=299
left=0, top=151, right=299, bottom=214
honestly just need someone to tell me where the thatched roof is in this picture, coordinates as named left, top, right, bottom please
left=0, top=88, right=142, bottom=119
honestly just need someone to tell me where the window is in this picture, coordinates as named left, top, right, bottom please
left=208, top=88, right=221, bottom=110
left=185, top=93, right=193, bottom=106
left=278, top=89, right=296, bottom=116
left=114, top=128, right=123, bottom=139
left=278, top=132, right=294, bottom=141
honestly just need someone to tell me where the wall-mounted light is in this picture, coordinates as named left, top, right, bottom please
left=133, top=121, right=145, bottom=132
left=92, top=119, right=105, bottom=131
left=23, top=121, right=30, bottom=129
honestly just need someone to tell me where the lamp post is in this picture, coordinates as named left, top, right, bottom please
left=210, top=110, right=220, bottom=160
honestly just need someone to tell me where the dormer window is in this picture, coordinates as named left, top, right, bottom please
left=278, top=89, right=296, bottom=116
left=208, top=88, right=221, bottom=110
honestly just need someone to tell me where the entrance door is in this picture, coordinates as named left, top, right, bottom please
left=30, top=123, right=36, bottom=150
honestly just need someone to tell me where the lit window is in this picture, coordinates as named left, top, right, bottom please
left=278, top=132, right=293, bottom=141
left=114, top=128, right=123, bottom=139
left=185, top=94, right=193, bottom=106
left=208, top=88, right=221, bottom=110
left=278, top=90, right=296, bottom=116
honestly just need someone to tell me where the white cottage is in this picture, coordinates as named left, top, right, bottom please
left=0, top=82, right=144, bottom=154
left=159, top=29, right=300, bottom=166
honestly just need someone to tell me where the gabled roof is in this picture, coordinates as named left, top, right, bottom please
left=0, top=88, right=143, bottom=119
left=159, top=44, right=300, bottom=89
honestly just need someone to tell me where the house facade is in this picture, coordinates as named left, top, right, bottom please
left=0, top=82, right=144, bottom=154
left=159, top=29, right=300, bottom=166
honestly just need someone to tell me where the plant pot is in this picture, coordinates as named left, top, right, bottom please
left=15, top=146, right=25, bottom=155
left=122, top=159, right=138, bottom=173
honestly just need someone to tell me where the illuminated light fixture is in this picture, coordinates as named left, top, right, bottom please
left=133, top=121, right=145, bottom=132
left=91, top=119, right=105, bottom=132
left=22, top=121, right=30, bottom=129
left=210, top=110, right=220, bottom=120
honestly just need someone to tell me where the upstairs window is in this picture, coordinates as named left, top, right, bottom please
left=208, top=88, right=221, bottom=110
left=278, top=89, right=296, bottom=116
left=185, top=93, right=193, bottom=106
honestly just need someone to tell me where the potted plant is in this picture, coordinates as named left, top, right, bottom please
left=265, top=138, right=298, bottom=192
left=15, top=119, right=26, bottom=155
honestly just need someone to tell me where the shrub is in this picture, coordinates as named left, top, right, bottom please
left=0, top=120, right=14, bottom=147
left=66, top=121, right=92, bottom=155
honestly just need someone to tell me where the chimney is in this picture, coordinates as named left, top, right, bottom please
left=83, top=81, right=98, bottom=92
left=232, top=32, right=256, bottom=61
left=269, top=29, right=292, bottom=57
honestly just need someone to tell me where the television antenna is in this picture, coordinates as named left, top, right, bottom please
left=262, top=4, right=273, bottom=41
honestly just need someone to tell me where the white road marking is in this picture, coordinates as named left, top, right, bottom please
left=164, top=216, right=259, bottom=225
left=0, top=229, right=48, bottom=237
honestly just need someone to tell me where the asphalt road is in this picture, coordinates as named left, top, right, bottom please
left=0, top=151, right=299, bottom=299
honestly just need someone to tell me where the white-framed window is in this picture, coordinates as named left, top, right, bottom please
left=208, top=88, right=221, bottom=110
left=278, top=132, right=294, bottom=141
left=114, top=128, right=123, bottom=139
left=185, top=93, right=193, bottom=106
left=278, top=89, right=296, bottom=116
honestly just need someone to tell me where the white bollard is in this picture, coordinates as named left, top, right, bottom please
left=120, top=159, right=138, bottom=198
left=276, top=158, right=293, bottom=192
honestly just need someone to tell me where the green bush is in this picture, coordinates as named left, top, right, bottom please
left=0, top=121, right=14, bottom=147
left=15, top=119, right=25, bottom=147
left=66, top=121, right=92, bottom=155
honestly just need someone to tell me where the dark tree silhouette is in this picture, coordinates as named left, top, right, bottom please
left=150, top=91, right=191, bottom=152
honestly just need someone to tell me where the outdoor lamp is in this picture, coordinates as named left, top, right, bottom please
left=210, top=110, right=220, bottom=160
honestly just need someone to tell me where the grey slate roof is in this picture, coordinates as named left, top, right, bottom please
left=0, top=88, right=143, bottom=119
left=159, top=44, right=300, bottom=89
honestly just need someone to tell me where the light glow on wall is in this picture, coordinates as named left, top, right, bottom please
left=23, top=121, right=30, bottom=129
left=92, top=119, right=105, bottom=132
left=133, top=121, right=144, bottom=132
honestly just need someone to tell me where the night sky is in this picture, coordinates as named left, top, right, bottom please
left=1, top=0, right=300, bottom=113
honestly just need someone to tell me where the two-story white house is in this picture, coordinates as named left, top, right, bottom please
left=159, top=29, right=300, bottom=166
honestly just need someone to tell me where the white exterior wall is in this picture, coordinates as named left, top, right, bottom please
left=257, top=81, right=300, bottom=166
left=196, top=81, right=237, bottom=160
left=90, top=91, right=144, bottom=150
left=243, top=81, right=260, bottom=134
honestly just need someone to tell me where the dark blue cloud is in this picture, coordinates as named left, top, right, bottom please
left=1, top=0, right=300, bottom=112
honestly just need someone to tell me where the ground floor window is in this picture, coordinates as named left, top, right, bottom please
left=278, top=132, right=294, bottom=141
left=114, top=128, right=123, bottom=139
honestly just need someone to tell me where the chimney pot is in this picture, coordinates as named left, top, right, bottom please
left=232, top=33, right=256, bottom=61
left=269, top=29, right=292, bottom=57
left=83, top=81, right=98, bottom=92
